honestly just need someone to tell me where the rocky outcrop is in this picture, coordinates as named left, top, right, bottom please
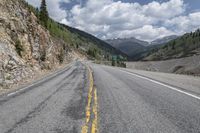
left=0, top=0, right=72, bottom=89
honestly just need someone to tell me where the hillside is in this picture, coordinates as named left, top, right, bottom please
left=0, top=0, right=124, bottom=89
left=145, top=29, right=200, bottom=61
left=60, top=24, right=127, bottom=59
left=106, top=36, right=176, bottom=60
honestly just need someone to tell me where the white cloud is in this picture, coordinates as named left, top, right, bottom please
left=101, top=25, right=175, bottom=41
left=165, top=12, right=200, bottom=34
left=26, top=0, right=200, bottom=41
left=142, top=0, right=185, bottom=20
left=60, top=0, right=185, bottom=41
left=134, top=25, right=175, bottom=41
left=26, top=0, right=69, bottom=21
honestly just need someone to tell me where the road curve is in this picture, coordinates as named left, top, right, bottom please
left=90, top=63, right=200, bottom=133
left=0, top=61, right=200, bottom=133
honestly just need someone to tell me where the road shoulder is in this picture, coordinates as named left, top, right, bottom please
left=121, top=68, right=200, bottom=96
left=0, top=62, right=73, bottom=98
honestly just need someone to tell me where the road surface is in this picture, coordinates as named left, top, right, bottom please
left=0, top=61, right=200, bottom=133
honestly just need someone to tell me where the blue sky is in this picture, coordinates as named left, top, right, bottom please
left=26, top=0, right=200, bottom=41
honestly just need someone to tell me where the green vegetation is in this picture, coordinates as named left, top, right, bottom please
left=39, top=0, right=49, bottom=28
left=15, top=40, right=24, bottom=57
left=87, top=47, right=98, bottom=58
left=40, top=50, right=46, bottom=61
left=111, top=55, right=126, bottom=68
left=6, top=75, right=11, bottom=80
left=57, top=49, right=64, bottom=64
left=145, top=29, right=200, bottom=61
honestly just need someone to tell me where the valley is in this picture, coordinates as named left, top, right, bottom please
left=106, top=35, right=178, bottom=60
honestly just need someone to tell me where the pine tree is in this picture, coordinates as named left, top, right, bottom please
left=39, top=0, right=49, bottom=28
left=172, top=41, right=175, bottom=50
left=35, top=8, right=40, bottom=19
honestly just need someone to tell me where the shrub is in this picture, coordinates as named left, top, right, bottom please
left=15, top=40, right=24, bottom=57
left=111, top=60, right=115, bottom=66
left=58, top=50, right=64, bottom=64
left=40, top=51, right=46, bottom=61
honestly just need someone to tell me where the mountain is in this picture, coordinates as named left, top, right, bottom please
left=0, top=0, right=125, bottom=89
left=105, top=36, right=177, bottom=60
left=60, top=24, right=128, bottom=59
left=144, top=30, right=200, bottom=61
left=106, top=37, right=148, bottom=60
left=106, top=37, right=148, bottom=47
left=150, top=35, right=178, bottom=45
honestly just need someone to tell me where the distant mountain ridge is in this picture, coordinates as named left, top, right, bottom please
left=105, top=35, right=178, bottom=60
left=106, top=37, right=147, bottom=60
left=150, top=35, right=178, bottom=45
left=106, top=37, right=149, bottom=46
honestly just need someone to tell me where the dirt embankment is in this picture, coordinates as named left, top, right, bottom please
left=126, top=55, right=200, bottom=76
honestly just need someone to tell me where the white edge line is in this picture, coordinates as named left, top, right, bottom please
left=6, top=63, right=74, bottom=97
left=7, top=92, right=18, bottom=97
left=121, top=70, right=200, bottom=100
left=7, top=83, right=36, bottom=97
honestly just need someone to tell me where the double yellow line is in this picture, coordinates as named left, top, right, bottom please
left=82, top=67, right=98, bottom=133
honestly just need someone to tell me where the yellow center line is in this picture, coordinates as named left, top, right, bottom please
left=91, top=88, right=98, bottom=133
left=81, top=66, right=98, bottom=133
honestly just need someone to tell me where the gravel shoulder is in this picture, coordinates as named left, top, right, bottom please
left=126, top=55, right=200, bottom=76
left=0, top=61, right=72, bottom=96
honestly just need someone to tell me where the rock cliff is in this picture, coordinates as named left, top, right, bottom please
left=0, top=0, right=73, bottom=89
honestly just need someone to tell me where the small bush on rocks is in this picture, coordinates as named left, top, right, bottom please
left=15, top=40, right=24, bottom=57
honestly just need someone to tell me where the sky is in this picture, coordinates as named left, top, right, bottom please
left=26, top=0, right=200, bottom=42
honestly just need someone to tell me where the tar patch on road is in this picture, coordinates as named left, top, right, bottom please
left=56, top=64, right=89, bottom=133
left=62, top=81, right=88, bottom=120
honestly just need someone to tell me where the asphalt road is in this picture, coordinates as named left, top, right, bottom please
left=90, top=63, right=200, bottom=133
left=0, top=61, right=200, bottom=133
left=0, top=61, right=89, bottom=133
